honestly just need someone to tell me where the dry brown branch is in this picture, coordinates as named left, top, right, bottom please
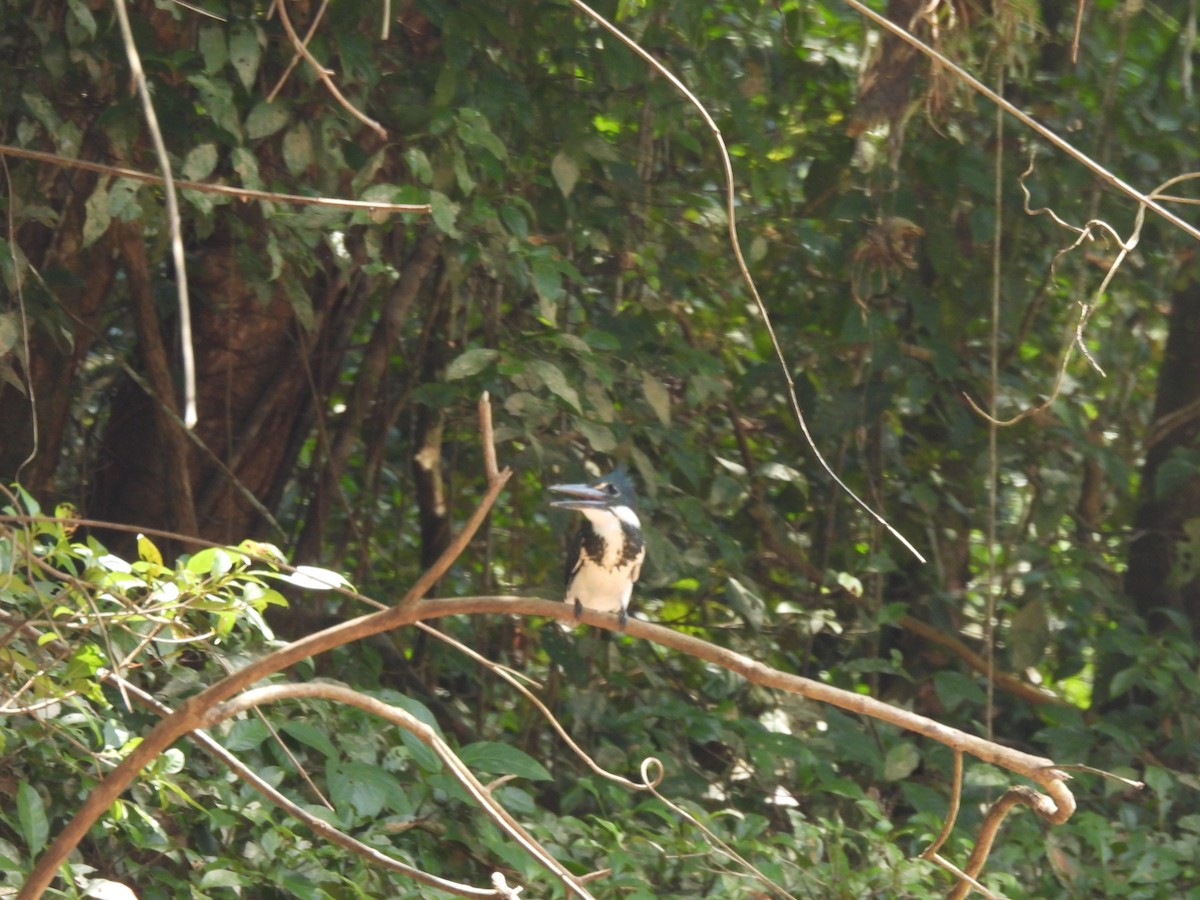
left=0, top=144, right=430, bottom=214
left=205, top=683, right=591, bottom=898
left=921, top=750, right=964, bottom=860
left=266, top=0, right=331, bottom=102
left=947, top=785, right=1051, bottom=899
left=413, top=598, right=1077, bottom=810
left=272, top=0, right=387, bottom=140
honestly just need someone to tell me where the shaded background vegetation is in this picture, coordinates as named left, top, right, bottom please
left=1, top=0, right=1198, bottom=895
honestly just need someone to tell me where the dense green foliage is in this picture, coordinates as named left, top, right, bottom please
left=2, top=0, right=1199, bottom=896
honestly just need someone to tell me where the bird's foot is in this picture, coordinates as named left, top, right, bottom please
left=618, top=608, right=628, bottom=629
left=573, top=598, right=583, bottom=619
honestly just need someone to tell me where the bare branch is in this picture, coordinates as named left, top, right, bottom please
left=205, top=683, right=592, bottom=898
left=273, top=0, right=388, bottom=140
left=112, top=0, right=197, bottom=428
left=0, top=144, right=430, bottom=215
left=841, top=0, right=1200, bottom=242
left=267, top=0, right=331, bottom=102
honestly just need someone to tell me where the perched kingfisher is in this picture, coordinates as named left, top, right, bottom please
left=548, top=469, right=646, bottom=627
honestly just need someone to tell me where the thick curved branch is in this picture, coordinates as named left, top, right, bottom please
left=19, top=396, right=511, bottom=897
left=413, top=598, right=1076, bottom=799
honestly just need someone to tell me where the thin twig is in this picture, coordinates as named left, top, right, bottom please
left=567, top=0, right=927, bottom=564
left=207, top=683, right=590, bottom=898
left=0, top=144, right=429, bottom=214
left=921, top=750, right=963, bottom=859
left=967, top=166, right=1200, bottom=426
left=637, top=758, right=801, bottom=900
left=841, top=0, right=1200, bottom=242
left=112, top=0, right=197, bottom=428
left=267, top=0, right=331, bottom=102
left=273, top=0, right=387, bottom=140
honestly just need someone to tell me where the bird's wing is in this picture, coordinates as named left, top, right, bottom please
left=564, top=528, right=585, bottom=586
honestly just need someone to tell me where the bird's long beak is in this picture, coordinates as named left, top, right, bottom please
left=548, top=482, right=610, bottom=510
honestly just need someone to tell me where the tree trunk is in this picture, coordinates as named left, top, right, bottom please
left=1124, top=267, right=1200, bottom=636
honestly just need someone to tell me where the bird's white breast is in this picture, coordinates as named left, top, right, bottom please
left=568, top=505, right=644, bottom=614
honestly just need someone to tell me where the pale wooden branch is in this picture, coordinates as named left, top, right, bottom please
left=0, top=144, right=430, bottom=214
left=112, top=0, right=197, bottom=427
left=204, top=683, right=592, bottom=898
left=410, top=598, right=1077, bottom=810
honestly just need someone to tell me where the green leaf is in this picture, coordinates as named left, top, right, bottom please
left=16, top=782, right=48, bottom=855
left=66, top=0, right=96, bottom=39
left=527, top=359, right=580, bottom=412
left=882, top=742, right=920, bottom=781
left=245, top=100, right=290, bottom=140
left=329, top=761, right=405, bottom=820
left=223, top=719, right=271, bottom=752
left=531, top=256, right=564, bottom=321
left=458, top=742, right=551, bottom=781
left=404, top=147, right=433, bottom=186
left=106, top=179, right=143, bottom=223
left=187, top=75, right=241, bottom=140
left=429, top=191, right=461, bottom=238
left=724, top=577, right=765, bottom=630
left=198, top=24, right=227, bottom=74
left=230, top=147, right=262, bottom=190
left=551, top=151, right=580, bottom=197
left=932, top=671, right=985, bottom=711
left=445, top=347, right=499, bottom=381
left=82, top=177, right=111, bottom=249
left=576, top=418, right=616, bottom=453
left=281, top=721, right=340, bottom=759
left=1008, top=598, right=1049, bottom=671
left=641, top=373, right=670, bottom=425
left=282, top=122, right=314, bottom=175
left=229, top=22, right=262, bottom=90
left=455, top=107, right=507, bottom=160
left=200, top=869, right=243, bottom=888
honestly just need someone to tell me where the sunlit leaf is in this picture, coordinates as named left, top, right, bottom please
left=445, top=348, right=499, bottom=381
left=229, top=22, right=261, bottom=90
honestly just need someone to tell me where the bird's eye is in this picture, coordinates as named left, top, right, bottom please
left=602, top=483, right=618, bottom=495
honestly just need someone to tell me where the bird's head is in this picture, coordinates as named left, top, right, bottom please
left=548, top=468, right=637, bottom=516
